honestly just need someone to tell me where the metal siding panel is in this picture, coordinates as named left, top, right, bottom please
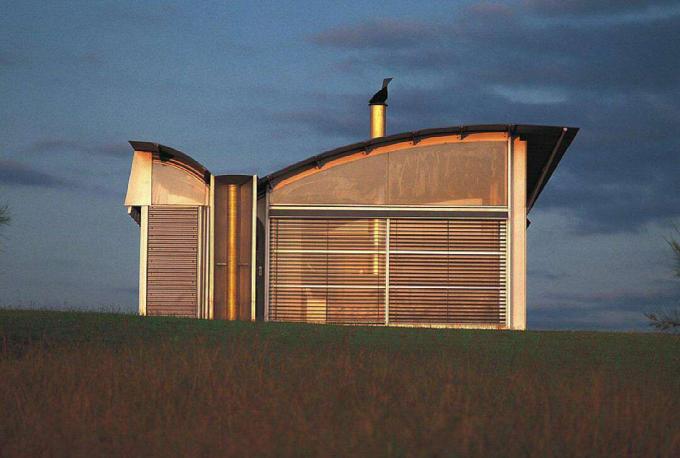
left=213, top=176, right=255, bottom=320
left=147, top=206, right=199, bottom=318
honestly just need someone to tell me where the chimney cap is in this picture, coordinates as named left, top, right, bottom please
left=368, top=77, right=393, bottom=105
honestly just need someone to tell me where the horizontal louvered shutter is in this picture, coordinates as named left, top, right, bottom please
left=389, top=219, right=506, bottom=325
left=147, top=206, right=199, bottom=317
left=268, top=217, right=506, bottom=326
left=269, top=218, right=386, bottom=324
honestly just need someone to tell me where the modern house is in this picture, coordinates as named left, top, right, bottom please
left=123, top=84, right=578, bottom=329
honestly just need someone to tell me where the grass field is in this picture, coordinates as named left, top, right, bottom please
left=1, top=309, right=678, bottom=457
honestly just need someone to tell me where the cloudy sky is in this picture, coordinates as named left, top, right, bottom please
left=1, top=0, right=679, bottom=330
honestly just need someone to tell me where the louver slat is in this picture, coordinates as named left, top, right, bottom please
left=269, top=218, right=386, bottom=324
left=268, top=217, right=507, bottom=327
left=389, top=219, right=506, bottom=325
left=147, top=206, right=199, bottom=317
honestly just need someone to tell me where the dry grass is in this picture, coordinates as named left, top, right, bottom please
left=1, top=310, right=679, bottom=457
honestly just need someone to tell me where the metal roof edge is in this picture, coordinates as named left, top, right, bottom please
left=259, top=124, right=578, bottom=189
left=128, top=140, right=211, bottom=181
left=526, top=126, right=579, bottom=211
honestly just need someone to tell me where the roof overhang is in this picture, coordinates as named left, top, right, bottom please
left=129, top=141, right=211, bottom=183
left=258, top=124, right=578, bottom=211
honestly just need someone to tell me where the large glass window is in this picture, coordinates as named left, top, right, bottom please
left=270, top=141, right=507, bottom=206
left=268, top=217, right=507, bottom=325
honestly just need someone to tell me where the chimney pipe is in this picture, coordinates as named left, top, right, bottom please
left=368, top=78, right=392, bottom=139
left=370, top=104, right=386, bottom=139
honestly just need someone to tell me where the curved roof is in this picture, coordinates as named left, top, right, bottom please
left=259, top=124, right=578, bottom=211
left=129, top=141, right=211, bottom=183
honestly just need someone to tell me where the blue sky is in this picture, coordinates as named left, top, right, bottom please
left=1, top=0, right=679, bottom=330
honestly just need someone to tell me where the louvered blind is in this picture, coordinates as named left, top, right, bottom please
left=269, top=218, right=386, bottom=324
left=268, top=217, right=506, bottom=326
left=147, top=206, right=199, bottom=317
left=388, top=219, right=506, bottom=325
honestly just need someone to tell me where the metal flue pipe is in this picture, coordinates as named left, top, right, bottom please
left=369, top=78, right=392, bottom=139
left=370, top=104, right=386, bottom=138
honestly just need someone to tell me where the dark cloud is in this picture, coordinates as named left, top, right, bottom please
left=298, top=5, right=680, bottom=233
left=528, top=269, right=561, bottom=281
left=0, top=47, right=106, bottom=70
left=0, top=50, right=17, bottom=67
left=98, top=2, right=179, bottom=26
left=0, top=159, right=70, bottom=188
left=24, top=139, right=129, bottom=158
left=0, top=140, right=131, bottom=199
left=268, top=90, right=371, bottom=140
left=540, top=288, right=680, bottom=312
left=529, top=307, right=648, bottom=330
left=110, top=286, right=138, bottom=297
left=529, top=287, right=680, bottom=330
left=78, top=52, right=102, bottom=65
left=272, top=109, right=365, bottom=139
left=313, top=12, right=680, bottom=93
left=540, top=167, right=680, bottom=234
left=309, top=19, right=436, bottom=49
left=524, top=0, right=680, bottom=17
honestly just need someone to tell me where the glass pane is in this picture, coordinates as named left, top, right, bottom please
left=152, top=161, right=208, bottom=205
left=387, top=142, right=506, bottom=206
left=270, top=154, right=387, bottom=205
left=270, top=141, right=506, bottom=206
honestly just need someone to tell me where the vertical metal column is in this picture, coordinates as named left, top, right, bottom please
left=227, top=184, right=238, bottom=320
left=139, top=206, right=149, bottom=316
left=208, top=176, right=215, bottom=320
left=264, top=191, right=271, bottom=322
left=197, top=207, right=203, bottom=318
left=385, top=218, right=390, bottom=325
left=370, top=104, right=386, bottom=138
left=506, top=134, right=513, bottom=329
left=250, top=176, right=258, bottom=321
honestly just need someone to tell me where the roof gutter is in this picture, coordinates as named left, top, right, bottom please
left=526, top=127, right=567, bottom=211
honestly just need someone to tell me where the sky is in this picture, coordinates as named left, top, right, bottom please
left=1, top=0, right=679, bottom=330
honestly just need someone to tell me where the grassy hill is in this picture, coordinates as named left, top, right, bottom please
left=1, top=309, right=678, bottom=457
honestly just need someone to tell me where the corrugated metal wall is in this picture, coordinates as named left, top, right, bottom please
left=269, top=217, right=506, bottom=326
left=146, top=206, right=200, bottom=317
